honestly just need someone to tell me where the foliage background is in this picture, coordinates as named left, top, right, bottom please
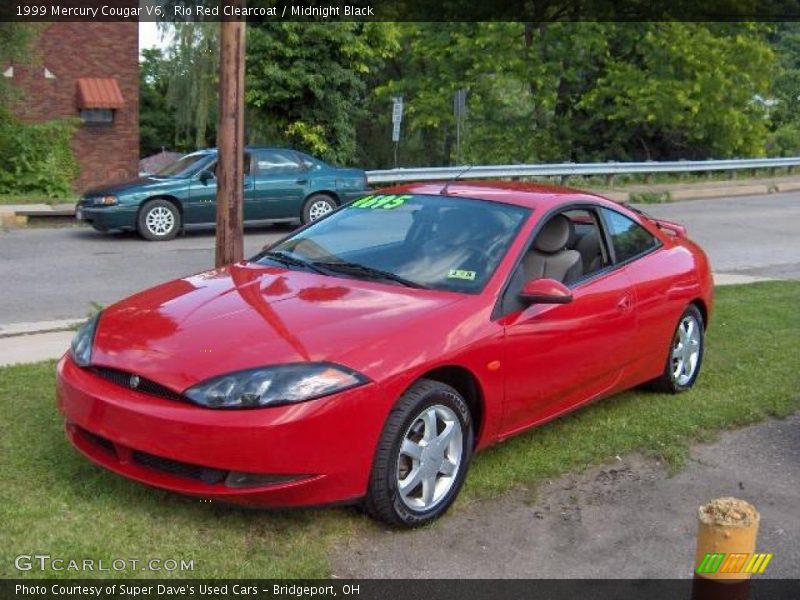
left=5, top=21, right=800, bottom=197
left=140, top=21, right=800, bottom=168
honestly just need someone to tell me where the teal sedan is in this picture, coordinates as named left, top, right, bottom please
left=76, top=147, right=369, bottom=240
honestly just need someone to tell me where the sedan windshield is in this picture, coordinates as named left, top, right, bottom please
left=155, top=153, right=212, bottom=178
left=255, top=194, right=529, bottom=293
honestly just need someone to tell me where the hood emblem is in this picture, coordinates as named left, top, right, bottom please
left=129, top=375, right=140, bottom=389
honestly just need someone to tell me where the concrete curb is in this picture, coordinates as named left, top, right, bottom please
left=0, top=318, right=85, bottom=338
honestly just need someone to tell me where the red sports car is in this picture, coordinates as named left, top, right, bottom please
left=57, top=182, right=713, bottom=527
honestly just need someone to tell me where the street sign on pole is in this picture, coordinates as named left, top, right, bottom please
left=392, top=96, right=404, bottom=124
left=391, top=96, right=403, bottom=167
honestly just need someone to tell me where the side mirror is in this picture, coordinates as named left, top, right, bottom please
left=199, top=169, right=215, bottom=184
left=519, top=278, right=573, bottom=305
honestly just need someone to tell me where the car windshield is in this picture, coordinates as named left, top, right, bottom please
left=155, top=153, right=212, bottom=178
left=254, top=193, right=530, bottom=293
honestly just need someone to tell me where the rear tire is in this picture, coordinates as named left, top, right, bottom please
left=301, top=194, right=337, bottom=224
left=364, top=379, right=473, bottom=528
left=646, top=304, right=705, bottom=393
left=137, top=199, right=180, bottom=241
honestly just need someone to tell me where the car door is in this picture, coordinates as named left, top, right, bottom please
left=597, top=207, right=680, bottom=386
left=185, top=162, right=217, bottom=224
left=186, top=154, right=254, bottom=224
left=250, top=150, right=308, bottom=219
left=499, top=207, right=638, bottom=436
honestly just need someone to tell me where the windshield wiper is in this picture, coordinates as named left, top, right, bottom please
left=262, top=251, right=326, bottom=274
left=311, top=260, right=428, bottom=289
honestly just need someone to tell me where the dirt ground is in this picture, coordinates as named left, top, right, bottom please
left=331, top=414, right=800, bottom=578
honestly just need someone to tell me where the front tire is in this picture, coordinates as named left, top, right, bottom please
left=137, top=199, right=180, bottom=241
left=364, top=379, right=473, bottom=527
left=647, top=304, right=705, bottom=393
left=301, top=194, right=337, bottom=224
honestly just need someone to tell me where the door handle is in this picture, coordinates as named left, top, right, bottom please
left=296, top=179, right=308, bottom=185
left=616, top=295, right=632, bottom=312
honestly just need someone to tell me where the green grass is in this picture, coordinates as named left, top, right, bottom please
left=1, top=281, right=798, bottom=578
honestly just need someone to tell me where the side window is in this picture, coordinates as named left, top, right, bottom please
left=208, top=155, right=250, bottom=177
left=602, top=209, right=658, bottom=263
left=254, top=150, right=302, bottom=175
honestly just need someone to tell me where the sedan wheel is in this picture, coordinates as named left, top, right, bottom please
left=646, top=304, right=705, bottom=393
left=302, top=194, right=337, bottom=224
left=365, top=379, right=473, bottom=527
left=137, top=199, right=181, bottom=241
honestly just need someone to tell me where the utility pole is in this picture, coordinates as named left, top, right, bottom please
left=215, top=1, right=246, bottom=268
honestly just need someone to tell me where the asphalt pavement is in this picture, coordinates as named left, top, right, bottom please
left=0, top=191, right=798, bottom=325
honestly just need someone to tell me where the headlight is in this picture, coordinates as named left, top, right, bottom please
left=70, top=312, right=101, bottom=367
left=92, top=195, right=118, bottom=206
left=184, top=363, right=369, bottom=409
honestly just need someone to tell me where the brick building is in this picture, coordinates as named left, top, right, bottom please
left=5, top=22, right=139, bottom=192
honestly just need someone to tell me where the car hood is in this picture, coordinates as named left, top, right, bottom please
left=91, top=263, right=465, bottom=392
left=82, top=177, right=184, bottom=198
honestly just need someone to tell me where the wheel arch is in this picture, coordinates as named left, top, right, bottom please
left=415, top=365, right=485, bottom=447
left=305, top=190, right=340, bottom=205
left=690, top=298, right=709, bottom=329
left=139, top=195, right=184, bottom=218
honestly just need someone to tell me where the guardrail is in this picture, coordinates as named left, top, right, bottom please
left=365, top=157, right=800, bottom=184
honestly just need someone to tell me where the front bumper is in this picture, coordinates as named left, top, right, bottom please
left=56, top=355, right=384, bottom=507
left=76, top=203, right=138, bottom=232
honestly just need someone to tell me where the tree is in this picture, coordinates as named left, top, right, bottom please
left=360, top=22, right=775, bottom=167
left=139, top=48, right=177, bottom=156
left=245, top=22, right=398, bottom=164
left=767, top=23, right=800, bottom=155
left=166, top=23, right=219, bottom=150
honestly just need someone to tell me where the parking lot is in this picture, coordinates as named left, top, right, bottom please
left=1, top=191, right=798, bottom=325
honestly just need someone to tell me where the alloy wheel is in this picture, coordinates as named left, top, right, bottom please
left=145, top=206, right=175, bottom=236
left=671, top=314, right=702, bottom=386
left=396, top=404, right=463, bottom=511
left=308, top=199, right=333, bottom=221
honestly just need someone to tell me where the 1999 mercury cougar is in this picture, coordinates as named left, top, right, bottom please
left=57, top=182, right=713, bottom=526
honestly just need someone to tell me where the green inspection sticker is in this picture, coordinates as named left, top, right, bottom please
left=448, top=269, right=477, bottom=281
left=351, top=194, right=411, bottom=210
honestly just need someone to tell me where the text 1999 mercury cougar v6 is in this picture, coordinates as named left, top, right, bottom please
left=57, top=182, right=713, bottom=526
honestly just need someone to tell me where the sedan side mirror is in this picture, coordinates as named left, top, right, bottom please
left=199, top=169, right=216, bottom=184
left=519, top=278, right=573, bottom=305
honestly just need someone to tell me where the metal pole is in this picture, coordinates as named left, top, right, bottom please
left=455, top=116, right=461, bottom=165
left=215, top=2, right=246, bottom=268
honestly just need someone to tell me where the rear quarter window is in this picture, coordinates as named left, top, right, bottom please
left=602, top=208, right=659, bottom=263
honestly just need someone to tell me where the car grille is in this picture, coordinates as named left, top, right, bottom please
left=91, top=366, right=184, bottom=402
left=132, top=451, right=228, bottom=485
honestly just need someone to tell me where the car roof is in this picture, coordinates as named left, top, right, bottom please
left=378, top=180, right=617, bottom=211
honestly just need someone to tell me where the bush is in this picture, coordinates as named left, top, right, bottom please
left=0, top=110, right=79, bottom=198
